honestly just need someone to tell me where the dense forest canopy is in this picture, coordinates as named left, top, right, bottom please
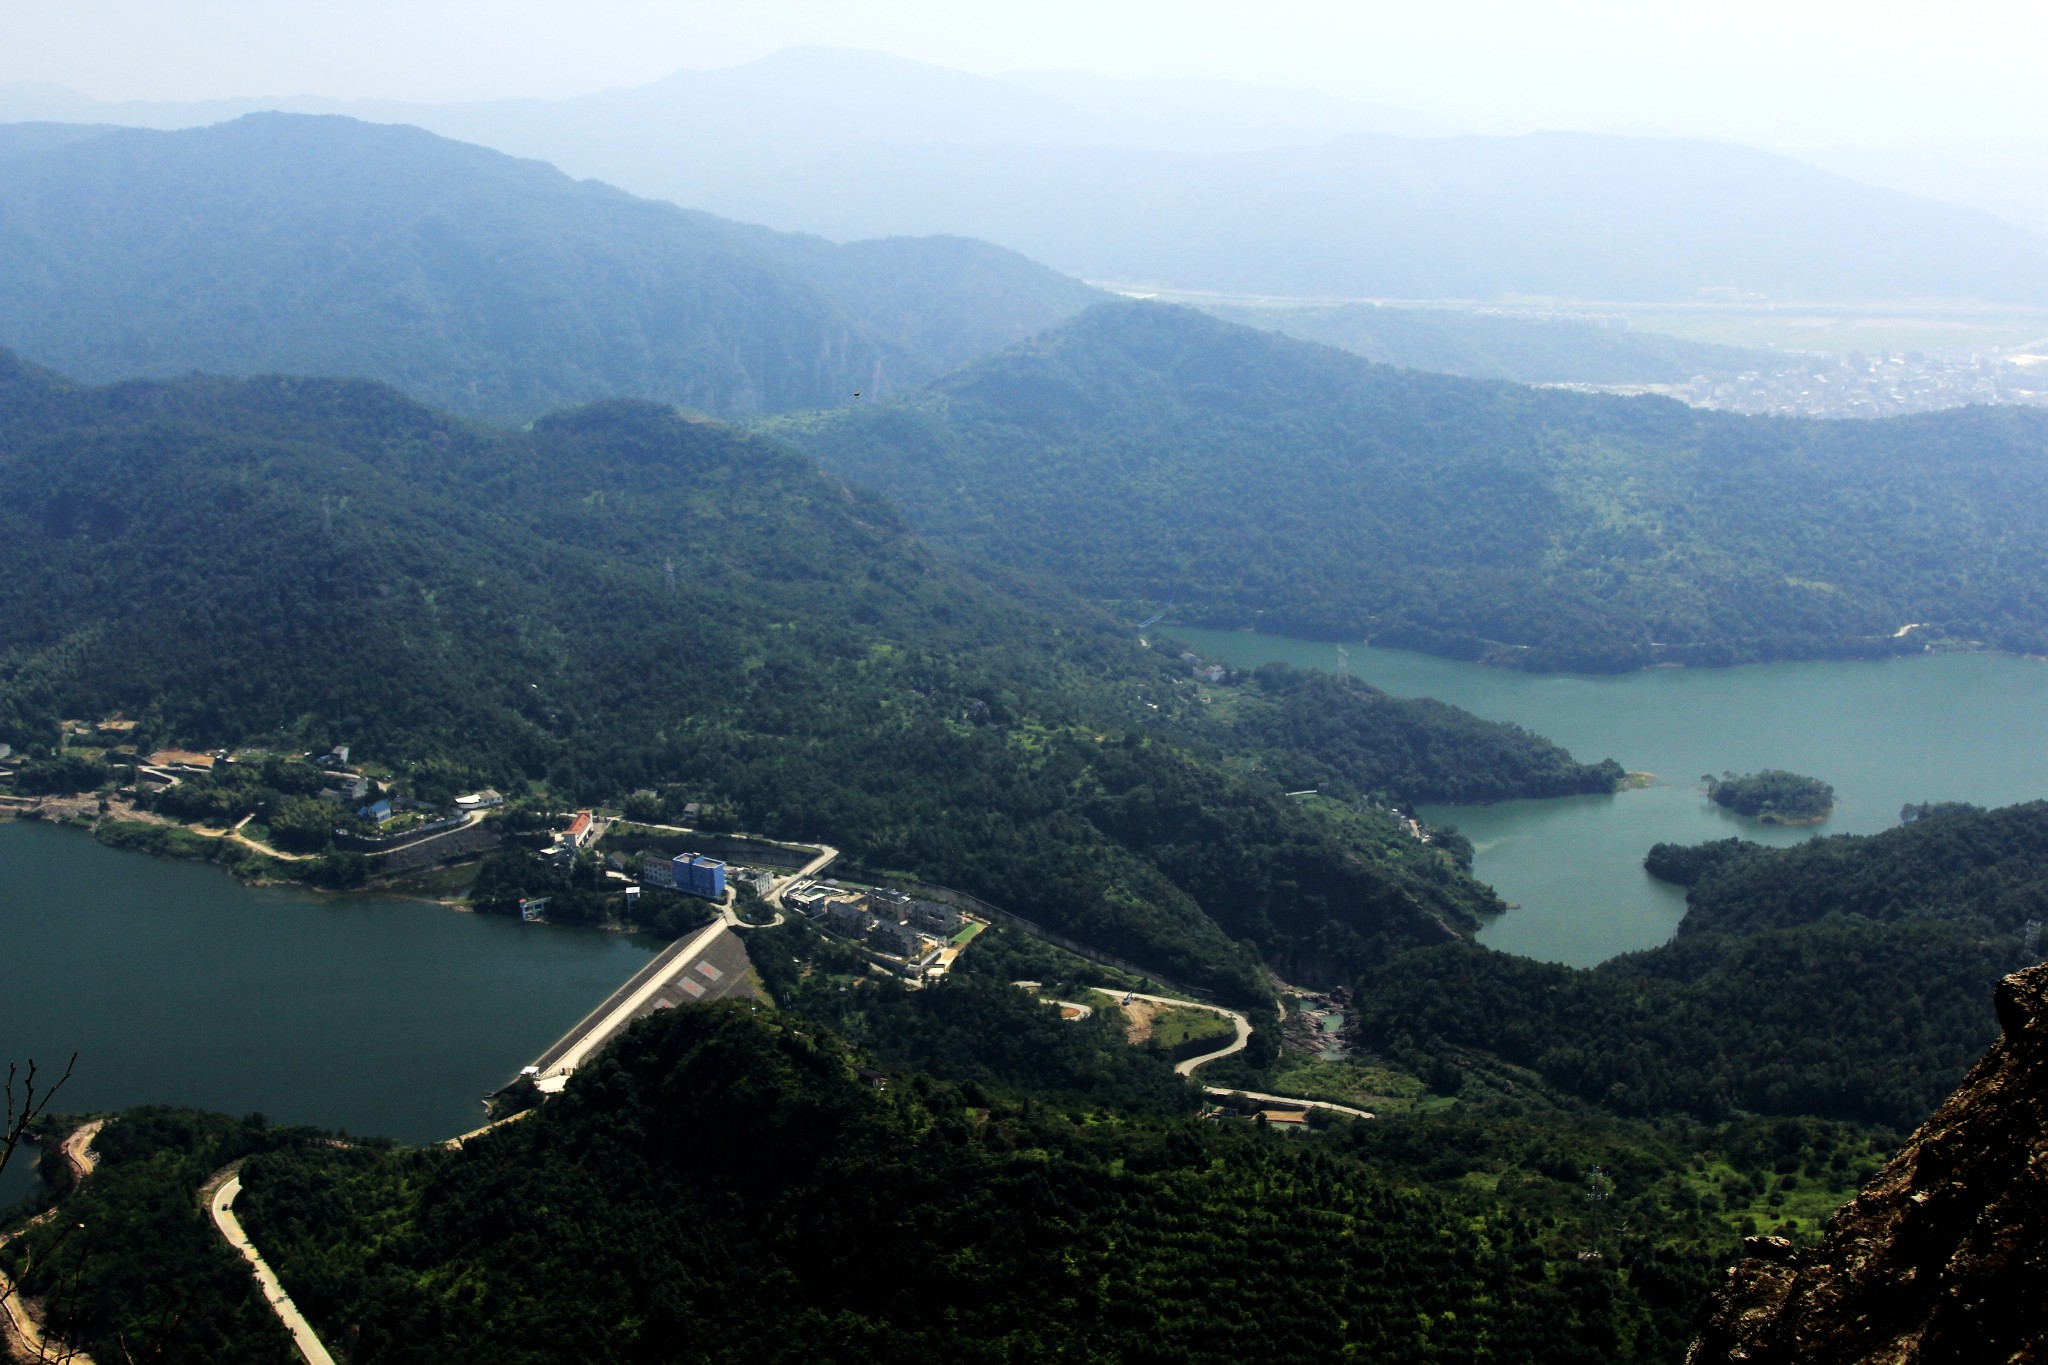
left=774, top=301, right=2048, bottom=671
left=1351, top=801, right=2048, bottom=1129
left=0, top=355, right=1627, bottom=999
left=5, top=49, right=2045, bottom=1365
left=1704, top=769, right=1836, bottom=824
left=1, top=1001, right=1897, bottom=1365
left=0, top=114, right=1100, bottom=422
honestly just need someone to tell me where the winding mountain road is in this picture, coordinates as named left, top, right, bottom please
left=208, top=1173, right=336, bottom=1365
left=59, top=1119, right=103, bottom=1182
left=1102, top=991, right=1377, bottom=1118
left=1109, top=991, right=1252, bottom=1076
left=726, top=842, right=840, bottom=931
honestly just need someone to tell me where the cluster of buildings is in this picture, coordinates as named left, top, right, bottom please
left=640, top=851, right=729, bottom=901
left=784, top=883, right=966, bottom=969
left=542, top=809, right=603, bottom=867
left=1557, top=350, right=2048, bottom=419
left=320, top=774, right=370, bottom=805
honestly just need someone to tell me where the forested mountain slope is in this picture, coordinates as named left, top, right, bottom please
left=0, top=355, right=1623, bottom=998
left=0, top=114, right=1099, bottom=421
left=1206, top=302, right=1771, bottom=385
left=218, top=1006, right=1675, bottom=1363
left=15, top=51, right=2040, bottom=305
left=14, top=999, right=1882, bottom=1365
left=1350, top=801, right=2048, bottom=1130
left=777, top=302, right=2048, bottom=670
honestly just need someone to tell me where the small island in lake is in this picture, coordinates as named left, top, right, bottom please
left=1703, top=768, right=1836, bottom=825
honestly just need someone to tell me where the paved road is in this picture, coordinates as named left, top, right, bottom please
left=1200, top=1087, right=1376, bottom=1120
left=1096, top=991, right=1376, bottom=1118
left=533, top=915, right=731, bottom=1081
left=730, top=843, right=840, bottom=930
left=59, top=1118, right=103, bottom=1181
left=0, top=1251, right=73, bottom=1365
left=443, top=1106, right=537, bottom=1150
left=167, top=804, right=489, bottom=865
left=209, top=1174, right=336, bottom=1365
left=361, top=806, right=489, bottom=860
left=1106, top=991, right=1253, bottom=1076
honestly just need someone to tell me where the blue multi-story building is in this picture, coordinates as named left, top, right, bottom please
left=670, top=853, right=727, bottom=901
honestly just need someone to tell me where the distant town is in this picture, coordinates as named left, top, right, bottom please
left=1555, top=347, right=2048, bottom=419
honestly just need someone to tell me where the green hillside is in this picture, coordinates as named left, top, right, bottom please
left=0, top=356, right=1625, bottom=998
left=0, top=114, right=1099, bottom=422
left=776, top=301, right=2048, bottom=670
left=5, top=1002, right=1891, bottom=1365
left=1206, top=302, right=1771, bottom=385
left=1340, top=801, right=2048, bottom=1129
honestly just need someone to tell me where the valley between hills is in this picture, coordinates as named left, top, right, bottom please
left=4, top=83, right=2047, bottom=1365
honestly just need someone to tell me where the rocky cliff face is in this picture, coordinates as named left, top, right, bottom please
left=1689, top=963, right=2048, bottom=1363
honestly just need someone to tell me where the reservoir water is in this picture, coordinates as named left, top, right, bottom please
left=1173, top=629, right=2048, bottom=968
left=0, top=818, right=656, bottom=1195
left=4, top=643, right=2043, bottom=1197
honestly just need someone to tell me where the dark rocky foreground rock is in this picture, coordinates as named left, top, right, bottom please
left=1689, top=963, right=2048, bottom=1363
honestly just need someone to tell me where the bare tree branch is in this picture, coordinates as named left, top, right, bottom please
left=2, top=1055, right=78, bottom=1181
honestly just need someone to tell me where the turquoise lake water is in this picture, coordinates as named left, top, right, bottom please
left=5, top=638, right=2045, bottom=1203
left=0, top=818, right=656, bottom=1198
left=1173, top=629, right=2048, bottom=968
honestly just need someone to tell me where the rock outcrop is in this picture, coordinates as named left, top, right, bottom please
left=1689, top=962, right=2048, bottom=1363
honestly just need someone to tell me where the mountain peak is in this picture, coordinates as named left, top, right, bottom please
left=1691, top=961, right=2048, bottom=1362
left=0, top=116, right=1094, bottom=422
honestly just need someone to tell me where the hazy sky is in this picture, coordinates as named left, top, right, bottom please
left=6, top=0, right=2044, bottom=147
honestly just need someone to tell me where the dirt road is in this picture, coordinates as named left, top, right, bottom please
left=1201, top=1087, right=1376, bottom=1120
left=1, top=1120, right=106, bottom=1365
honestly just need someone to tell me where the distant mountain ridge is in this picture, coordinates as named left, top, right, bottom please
left=776, top=301, right=2048, bottom=670
left=0, top=47, right=1441, bottom=157
left=0, top=113, right=1100, bottom=421
left=1205, top=302, right=1773, bottom=385
left=6, top=48, right=2040, bottom=305
left=712, top=131, right=2048, bottom=304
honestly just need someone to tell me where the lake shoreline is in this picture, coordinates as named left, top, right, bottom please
left=0, top=818, right=662, bottom=1146
left=1161, top=621, right=2032, bottom=679
left=1180, top=626, right=2048, bottom=969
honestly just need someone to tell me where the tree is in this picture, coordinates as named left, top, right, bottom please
left=1, top=1054, right=73, bottom=1182
left=264, top=797, right=335, bottom=854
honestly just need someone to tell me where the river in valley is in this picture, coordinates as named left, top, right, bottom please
left=0, top=819, right=656, bottom=1203
left=1173, top=629, right=2048, bottom=969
